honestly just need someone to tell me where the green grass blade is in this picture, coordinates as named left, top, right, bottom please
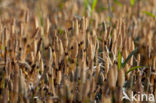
left=84, top=0, right=89, bottom=10
left=126, top=66, right=143, bottom=74
left=83, top=0, right=89, bottom=15
left=114, top=0, right=122, bottom=6
left=122, top=48, right=138, bottom=68
left=130, top=0, right=135, bottom=6
left=58, top=28, right=64, bottom=35
left=142, top=11, right=156, bottom=18
left=118, top=51, right=122, bottom=70
left=91, top=0, right=98, bottom=14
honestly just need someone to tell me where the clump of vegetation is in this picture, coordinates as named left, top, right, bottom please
left=0, top=0, right=155, bottom=103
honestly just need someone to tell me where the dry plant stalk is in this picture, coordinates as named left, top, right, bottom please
left=0, top=0, right=155, bottom=103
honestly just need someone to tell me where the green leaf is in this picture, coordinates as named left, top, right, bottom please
left=126, top=66, right=143, bottom=74
left=122, top=48, right=138, bottom=68
left=40, top=16, right=44, bottom=27
left=3, top=79, right=5, bottom=88
left=58, top=28, right=64, bottom=35
left=97, top=7, right=107, bottom=13
left=1, top=44, right=5, bottom=51
left=130, top=0, right=135, bottom=6
left=114, top=0, right=122, bottom=6
left=142, top=11, right=156, bottom=18
left=97, top=37, right=103, bottom=42
left=91, top=0, right=98, bottom=15
left=84, top=0, right=89, bottom=10
left=83, top=0, right=90, bottom=16
left=118, top=51, right=122, bottom=70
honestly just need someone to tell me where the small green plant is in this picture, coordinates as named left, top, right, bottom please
left=126, top=66, right=143, bottom=74
left=117, top=48, right=145, bottom=71
left=117, top=48, right=138, bottom=69
left=84, top=0, right=98, bottom=16
left=117, top=48, right=146, bottom=74
left=122, top=48, right=138, bottom=68
left=84, top=0, right=90, bottom=15
left=130, top=0, right=135, bottom=6
left=58, top=28, right=64, bottom=35
left=91, top=0, right=98, bottom=15
left=118, top=51, right=122, bottom=70
left=142, top=11, right=156, bottom=18
left=114, top=0, right=122, bottom=6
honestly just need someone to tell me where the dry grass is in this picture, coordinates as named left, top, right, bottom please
left=0, top=0, right=156, bottom=103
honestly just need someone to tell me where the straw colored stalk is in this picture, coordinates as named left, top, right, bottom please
left=154, top=56, right=156, bottom=72
left=80, top=61, right=86, bottom=84
left=11, top=18, right=15, bottom=35
left=123, top=47, right=128, bottom=61
left=64, top=52, right=69, bottom=75
left=117, top=33, right=123, bottom=51
left=102, top=95, right=112, bottom=103
left=87, top=42, right=95, bottom=70
left=155, top=83, right=156, bottom=101
left=34, top=16, right=39, bottom=29
left=58, top=39, right=64, bottom=63
left=146, top=31, right=153, bottom=57
left=135, top=71, right=143, bottom=93
left=127, top=37, right=131, bottom=52
left=52, top=49, right=58, bottom=70
left=108, top=65, right=118, bottom=90
left=81, top=80, right=90, bottom=102
left=108, top=68, right=116, bottom=90
left=112, top=29, right=117, bottom=44
left=54, top=37, right=60, bottom=67
left=77, top=40, right=85, bottom=63
left=62, top=31, right=68, bottom=52
left=130, top=41, right=135, bottom=66
left=4, top=28, right=8, bottom=48
left=48, top=47, right=53, bottom=68
left=95, top=64, right=100, bottom=82
left=63, top=82, right=71, bottom=103
left=90, top=77, right=96, bottom=101
left=30, top=51, right=35, bottom=65
left=137, top=54, right=141, bottom=66
left=118, top=69, right=125, bottom=88
left=74, top=19, right=79, bottom=36
left=20, top=38, right=27, bottom=62
left=69, top=41, right=78, bottom=73
left=80, top=17, right=86, bottom=33
left=56, top=70, right=62, bottom=85
left=104, top=54, right=109, bottom=79
left=39, top=58, right=44, bottom=97
left=12, top=63, right=19, bottom=103
left=112, top=42, right=117, bottom=60
left=2, top=81, right=9, bottom=103
left=49, top=73, right=56, bottom=96
left=19, top=69, right=27, bottom=102
left=44, top=18, right=50, bottom=35
left=116, top=88, right=124, bottom=103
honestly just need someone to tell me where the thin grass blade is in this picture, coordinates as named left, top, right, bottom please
left=118, top=51, right=122, bottom=70
left=122, top=48, right=138, bottom=68
left=126, top=66, right=144, bottom=74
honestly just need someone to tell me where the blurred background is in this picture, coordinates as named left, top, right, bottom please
left=0, top=0, right=155, bottom=30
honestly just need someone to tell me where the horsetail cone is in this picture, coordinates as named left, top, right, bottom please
left=108, top=68, right=116, bottom=89
left=118, top=69, right=125, bottom=88
left=153, top=56, right=156, bottom=71
left=0, top=0, right=155, bottom=102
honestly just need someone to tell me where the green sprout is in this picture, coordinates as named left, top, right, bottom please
left=142, top=11, right=156, bottom=18
left=130, top=0, right=135, bottom=7
left=126, top=66, right=144, bottom=74
left=117, top=48, right=145, bottom=73
left=118, top=51, right=122, bottom=70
